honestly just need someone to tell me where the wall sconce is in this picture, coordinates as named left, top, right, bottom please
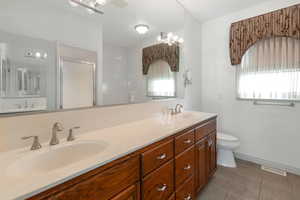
left=183, top=68, right=192, bottom=87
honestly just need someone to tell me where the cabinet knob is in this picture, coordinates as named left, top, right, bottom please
left=184, top=164, right=191, bottom=170
left=156, top=153, right=167, bottom=160
left=184, top=194, right=192, bottom=200
left=157, top=184, right=167, bottom=192
left=184, top=139, right=192, bottom=144
left=208, top=140, right=213, bottom=146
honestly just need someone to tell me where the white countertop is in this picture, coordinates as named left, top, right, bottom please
left=0, top=111, right=217, bottom=200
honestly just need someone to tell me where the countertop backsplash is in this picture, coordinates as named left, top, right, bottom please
left=0, top=99, right=184, bottom=153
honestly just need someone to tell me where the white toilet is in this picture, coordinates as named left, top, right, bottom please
left=217, top=132, right=240, bottom=168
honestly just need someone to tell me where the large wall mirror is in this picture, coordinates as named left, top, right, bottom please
left=0, top=0, right=185, bottom=115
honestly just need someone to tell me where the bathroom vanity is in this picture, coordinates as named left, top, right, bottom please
left=24, top=115, right=217, bottom=200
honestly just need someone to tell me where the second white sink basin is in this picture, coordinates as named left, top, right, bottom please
left=7, top=141, right=107, bottom=177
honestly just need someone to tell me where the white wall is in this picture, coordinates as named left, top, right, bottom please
left=183, top=12, right=202, bottom=111
left=200, top=0, right=300, bottom=173
left=103, top=44, right=130, bottom=105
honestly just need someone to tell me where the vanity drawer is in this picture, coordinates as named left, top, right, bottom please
left=175, top=146, right=195, bottom=187
left=142, top=160, right=174, bottom=200
left=195, top=120, right=216, bottom=141
left=175, top=176, right=194, bottom=200
left=142, top=139, right=174, bottom=176
left=175, top=129, right=195, bottom=155
left=42, top=156, right=140, bottom=200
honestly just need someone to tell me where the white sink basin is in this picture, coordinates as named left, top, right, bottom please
left=7, top=141, right=107, bottom=177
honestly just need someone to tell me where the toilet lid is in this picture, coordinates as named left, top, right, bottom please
left=217, top=133, right=239, bottom=142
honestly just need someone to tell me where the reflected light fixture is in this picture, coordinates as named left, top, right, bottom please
left=157, top=32, right=184, bottom=46
left=69, top=0, right=80, bottom=7
left=68, top=0, right=104, bottom=14
left=135, top=24, right=150, bottom=35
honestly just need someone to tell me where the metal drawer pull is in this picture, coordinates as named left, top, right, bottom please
left=184, top=139, right=192, bottom=144
left=184, top=194, right=192, bottom=200
left=157, top=184, right=167, bottom=192
left=184, top=164, right=191, bottom=170
left=157, top=153, right=167, bottom=160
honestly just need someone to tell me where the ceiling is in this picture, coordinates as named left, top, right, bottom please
left=43, top=0, right=185, bottom=47
left=101, top=0, right=185, bottom=47
left=178, top=0, right=271, bottom=21
left=5, top=0, right=272, bottom=47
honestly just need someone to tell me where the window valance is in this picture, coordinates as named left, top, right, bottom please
left=142, top=43, right=179, bottom=75
left=230, top=4, right=300, bottom=65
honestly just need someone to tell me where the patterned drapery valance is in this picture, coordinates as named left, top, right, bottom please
left=142, top=43, right=179, bottom=75
left=230, top=4, right=300, bottom=65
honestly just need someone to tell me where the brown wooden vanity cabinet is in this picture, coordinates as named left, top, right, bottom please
left=142, top=160, right=174, bottom=200
left=207, top=131, right=217, bottom=178
left=111, top=184, right=140, bottom=200
left=194, top=120, right=217, bottom=194
left=28, top=117, right=217, bottom=200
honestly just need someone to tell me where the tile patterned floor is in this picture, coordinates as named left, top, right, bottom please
left=196, top=160, right=300, bottom=200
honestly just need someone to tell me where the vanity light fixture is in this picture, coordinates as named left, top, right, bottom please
left=157, top=32, right=184, bottom=46
left=69, top=0, right=80, bottom=7
left=135, top=24, right=150, bottom=35
left=25, top=50, right=48, bottom=60
left=68, top=0, right=104, bottom=15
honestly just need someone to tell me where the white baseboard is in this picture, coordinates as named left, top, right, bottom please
left=235, top=152, right=300, bottom=176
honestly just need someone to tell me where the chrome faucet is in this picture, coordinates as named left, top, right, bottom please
left=22, top=136, right=42, bottom=151
left=175, top=104, right=184, bottom=114
left=67, top=126, right=80, bottom=142
left=50, top=122, right=64, bottom=146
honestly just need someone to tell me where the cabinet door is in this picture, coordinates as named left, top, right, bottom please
left=175, top=176, right=194, bottom=200
left=207, top=132, right=217, bottom=178
left=111, top=183, right=140, bottom=200
left=195, top=138, right=207, bottom=193
left=175, top=146, right=195, bottom=187
left=142, top=160, right=174, bottom=200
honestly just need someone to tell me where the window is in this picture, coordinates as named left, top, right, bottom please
left=147, top=60, right=176, bottom=97
left=237, top=37, right=300, bottom=101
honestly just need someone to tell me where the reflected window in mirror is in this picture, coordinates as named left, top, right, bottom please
left=147, top=60, right=176, bottom=98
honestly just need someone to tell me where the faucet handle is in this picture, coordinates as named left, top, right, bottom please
left=67, top=126, right=80, bottom=142
left=22, top=136, right=42, bottom=151
left=53, top=122, right=64, bottom=131
left=168, top=108, right=176, bottom=115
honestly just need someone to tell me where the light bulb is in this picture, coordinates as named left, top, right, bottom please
left=96, top=0, right=106, bottom=6
left=157, top=35, right=162, bottom=42
left=167, top=32, right=173, bottom=39
left=86, top=2, right=96, bottom=14
left=178, top=38, right=184, bottom=43
left=173, top=35, right=179, bottom=41
left=69, top=0, right=79, bottom=7
left=43, top=53, right=48, bottom=59
left=86, top=8, right=95, bottom=14
left=35, top=52, right=41, bottom=58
